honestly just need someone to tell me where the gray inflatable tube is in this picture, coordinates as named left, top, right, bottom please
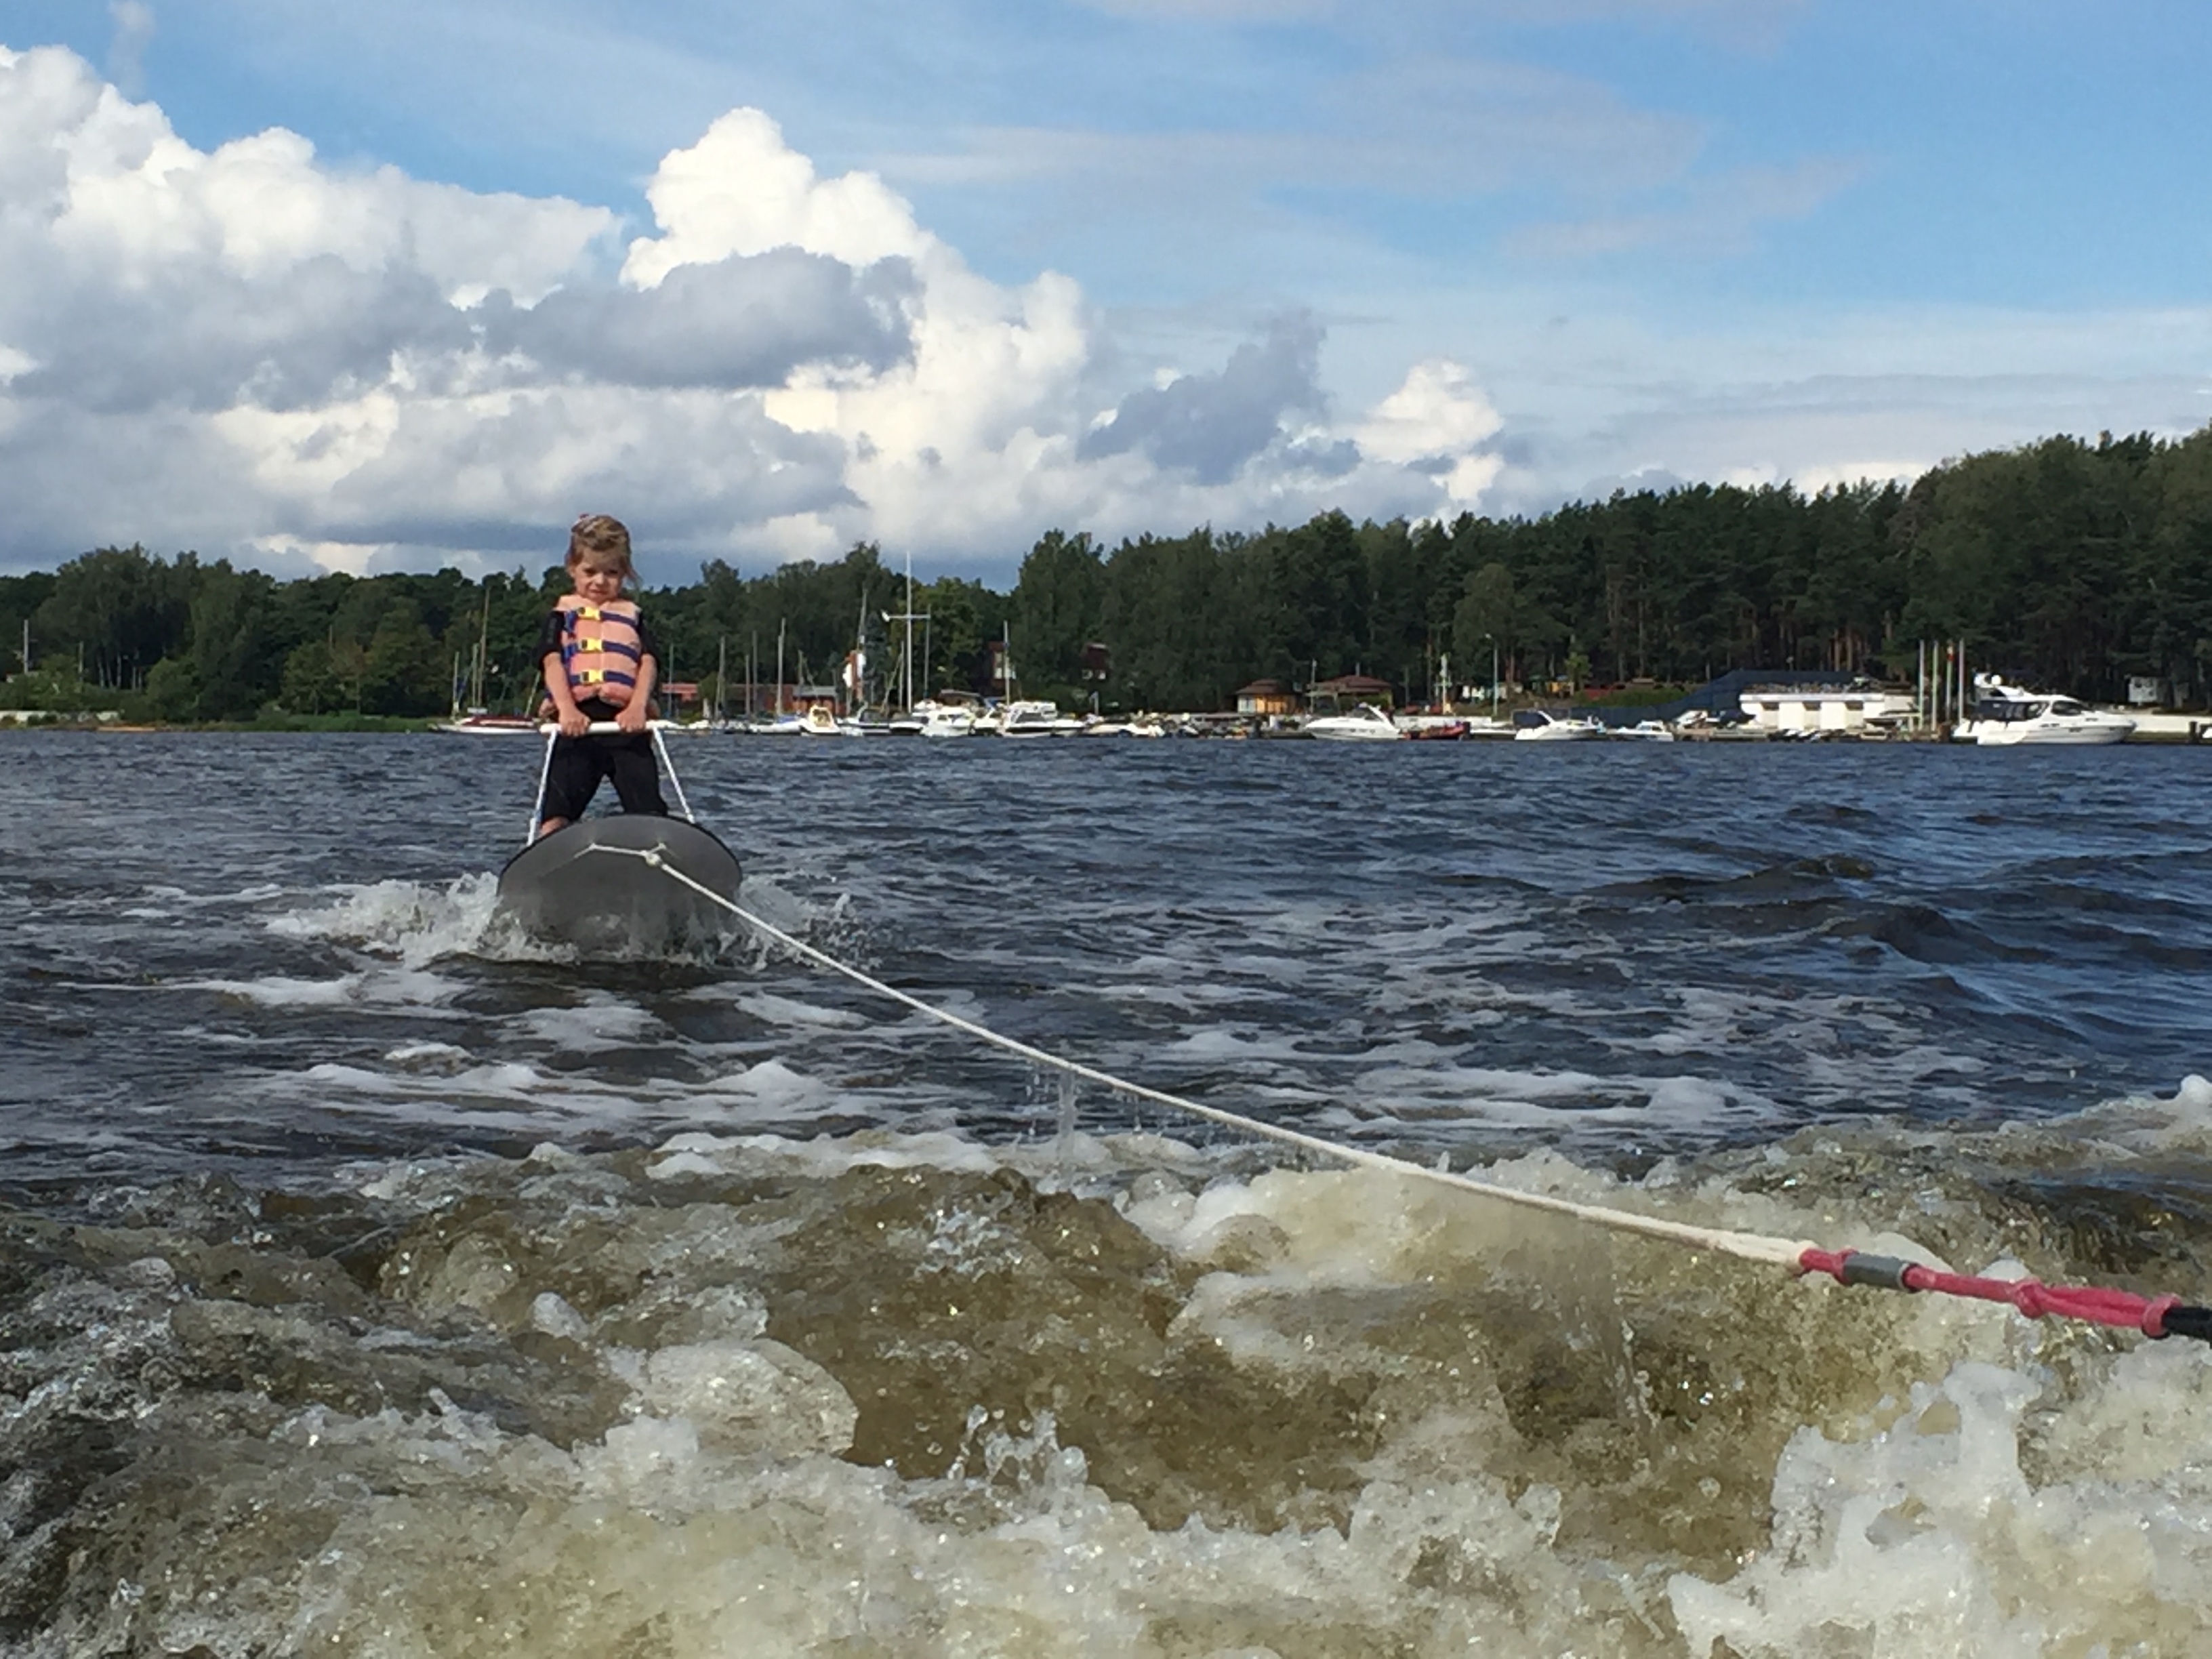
left=495, top=815, right=743, bottom=955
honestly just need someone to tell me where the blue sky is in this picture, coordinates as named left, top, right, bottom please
left=1, top=1, right=2207, bottom=582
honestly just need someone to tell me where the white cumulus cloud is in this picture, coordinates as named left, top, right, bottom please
left=0, top=41, right=1509, bottom=579
left=1356, top=360, right=1507, bottom=504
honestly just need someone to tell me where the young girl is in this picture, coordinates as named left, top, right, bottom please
left=535, top=514, right=668, bottom=835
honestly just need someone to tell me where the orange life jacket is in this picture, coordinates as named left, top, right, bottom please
left=553, top=596, right=646, bottom=705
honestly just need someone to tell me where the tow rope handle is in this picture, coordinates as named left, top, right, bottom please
left=524, top=720, right=696, bottom=845
left=1801, top=1249, right=2212, bottom=1343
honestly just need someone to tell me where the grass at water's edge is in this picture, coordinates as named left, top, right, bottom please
left=3, top=712, right=443, bottom=733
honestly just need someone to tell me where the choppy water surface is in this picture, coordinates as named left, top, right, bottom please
left=4, top=731, right=2212, bottom=1656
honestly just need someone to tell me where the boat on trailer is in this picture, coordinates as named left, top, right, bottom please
left=495, top=721, right=743, bottom=954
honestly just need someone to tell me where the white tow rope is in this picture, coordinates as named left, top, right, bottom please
left=588, top=843, right=1820, bottom=1271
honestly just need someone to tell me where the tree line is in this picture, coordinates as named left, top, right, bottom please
left=3, top=424, right=2209, bottom=722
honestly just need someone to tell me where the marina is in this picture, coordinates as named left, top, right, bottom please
left=565, top=679, right=2202, bottom=745
left=487, top=649, right=2198, bottom=749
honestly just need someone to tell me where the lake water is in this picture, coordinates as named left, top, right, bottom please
left=5, top=731, right=2212, bottom=1656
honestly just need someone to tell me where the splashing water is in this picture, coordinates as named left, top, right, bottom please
left=7, top=1118, right=2212, bottom=1656
left=6, top=733, right=2212, bottom=1654
left=270, top=872, right=529, bottom=965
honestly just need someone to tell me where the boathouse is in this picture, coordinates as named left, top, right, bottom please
left=1306, top=673, right=1395, bottom=713
left=1738, top=683, right=1914, bottom=734
left=1235, top=678, right=1296, bottom=716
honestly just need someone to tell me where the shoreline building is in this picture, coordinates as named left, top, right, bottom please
left=1235, top=678, right=1296, bottom=717
left=1305, top=673, right=1395, bottom=714
left=1737, top=682, right=1915, bottom=735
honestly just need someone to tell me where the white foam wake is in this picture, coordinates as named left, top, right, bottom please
left=267, top=873, right=541, bottom=965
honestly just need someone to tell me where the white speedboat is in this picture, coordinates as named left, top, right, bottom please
left=998, top=699, right=1084, bottom=737
left=1305, top=703, right=1404, bottom=741
left=1607, top=719, right=1676, bottom=743
left=1085, top=714, right=1170, bottom=737
left=434, top=711, right=539, bottom=736
left=888, top=695, right=983, bottom=737
left=1957, top=676, right=2134, bottom=745
left=800, top=705, right=863, bottom=738
left=1512, top=710, right=1605, bottom=741
left=920, top=703, right=977, bottom=739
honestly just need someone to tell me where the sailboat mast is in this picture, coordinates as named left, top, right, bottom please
left=472, top=585, right=491, bottom=709
left=853, top=588, right=869, bottom=718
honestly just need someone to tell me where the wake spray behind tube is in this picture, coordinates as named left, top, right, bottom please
left=594, top=841, right=2212, bottom=1352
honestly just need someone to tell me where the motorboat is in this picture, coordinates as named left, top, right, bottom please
left=1607, top=719, right=1676, bottom=742
left=998, top=699, right=1084, bottom=737
left=1512, top=710, right=1606, bottom=741
left=800, top=704, right=863, bottom=737
left=495, top=721, right=741, bottom=955
left=886, top=697, right=979, bottom=738
left=920, top=703, right=977, bottom=739
left=1956, top=676, right=2135, bottom=745
left=434, top=710, right=539, bottom=736
left=1673, top=708, right=1755, bottom=737
left=1305, top=703, right=1404, bottom=741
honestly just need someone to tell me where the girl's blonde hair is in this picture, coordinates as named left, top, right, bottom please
left=567, top=513, right=634, bottom=575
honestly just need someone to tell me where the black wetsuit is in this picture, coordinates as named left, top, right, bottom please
left=537, top=607, right=669, bottom=823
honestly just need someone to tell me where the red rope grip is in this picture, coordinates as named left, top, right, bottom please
left=1900, top=1267, right=2181, bottom=1335
left=1800, top=1248, right=2188, bottom=1337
